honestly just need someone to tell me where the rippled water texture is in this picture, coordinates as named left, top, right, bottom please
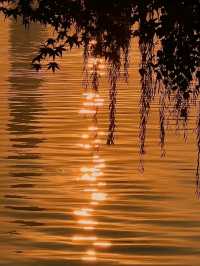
left=0, top=19, right=200, bottom=266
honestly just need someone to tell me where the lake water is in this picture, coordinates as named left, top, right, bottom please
left=0, top=18, right=200, bottom=266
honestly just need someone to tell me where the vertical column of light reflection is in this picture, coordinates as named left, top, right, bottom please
left=72, top=57, right=111, bottom=262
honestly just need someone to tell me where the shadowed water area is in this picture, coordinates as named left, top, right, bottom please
left=0, top=14, right=200, bottom=266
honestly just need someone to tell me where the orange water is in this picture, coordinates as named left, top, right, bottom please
left=0, top=18, right=200, bottom=266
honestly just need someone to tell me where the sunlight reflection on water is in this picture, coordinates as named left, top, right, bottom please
left=0, top=17, right=200, bottom=266
left=73, top=57, right=111, bottom=261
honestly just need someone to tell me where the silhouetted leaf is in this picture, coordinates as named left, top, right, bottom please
left=47, top=62, right=60, bottom=72
left=32, top=63, right=42, bottom=71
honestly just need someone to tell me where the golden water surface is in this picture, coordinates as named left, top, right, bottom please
left=0, top=19, right=200, bottom=266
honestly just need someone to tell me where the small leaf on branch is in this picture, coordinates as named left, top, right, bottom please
left=32, top=63, right=42, bottom=71
left=47, top=62, right=60, bottom=72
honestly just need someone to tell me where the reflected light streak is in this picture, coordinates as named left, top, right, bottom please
left=93, top=139, right=101, bottom=144
left=80, top=167, right=91, bottom=173
left=93, top=157, right=105, bottom=163
left=97, top=182, right=106, bottom=187
left=74, top=208, right=93, bottom=217
left=83, top=102, right=97, bottom=107
left=79, top=167, right=103, bottom=180
left=94, top=144, right=100, bottom=149
left=94, top=241, right=112, bottom=248
left=95, top=163, right=105, bottom=168
left=84, top=188, right=98, bottom=192
left=91, top=192, right=107, bottom=201
left=78, top=143, right=91, bottom=149
left=72, top=236, right=97, bottom=242
left=94, top=97, right=104, bottom=102
left=82, top=249, right=97, bottom=261
left=78, top=219, right=98, bottom=226
left=88, top=126, right=98, bottom=131
left=80, top=173, right=96, bottom=181
left=79, top=109, right=96, bottom=114
left=90, top=201, right=99, bottom=206
left=81, top=133, right=89, bottom=139
left=83, top=226, right=95, bottom=231
left=82, top=92, right=96, bottom=99
left=75, top=56, right=110, bottom=262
